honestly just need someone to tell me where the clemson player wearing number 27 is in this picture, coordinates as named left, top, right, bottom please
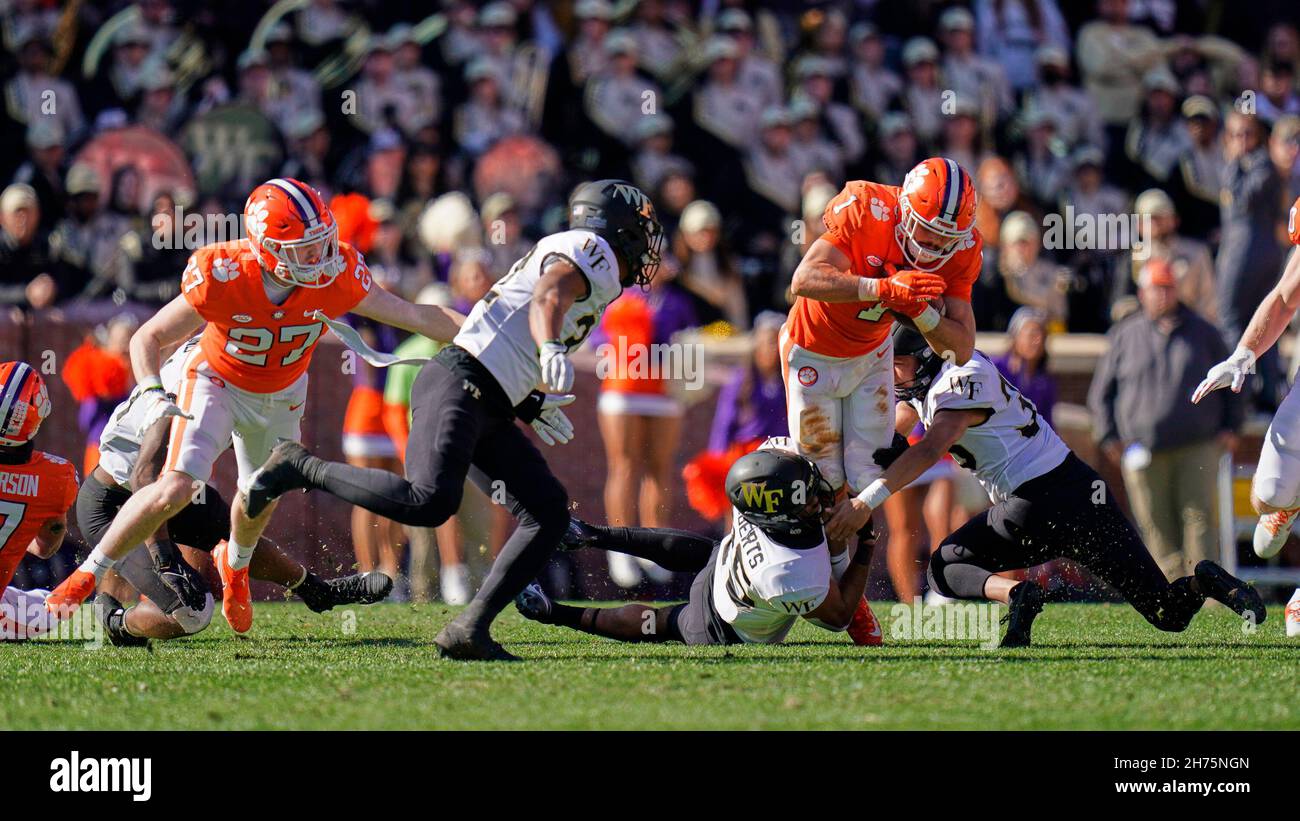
left=784, top=157, right=982, bottom=644
left=47, top=178, right=464, bottom=631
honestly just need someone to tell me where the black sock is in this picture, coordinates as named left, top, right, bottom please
left=549, top=602, right=592, bottom=629
left=295, top=571, right=328, bottom=599
left=589, top=526, right=715, bottom=572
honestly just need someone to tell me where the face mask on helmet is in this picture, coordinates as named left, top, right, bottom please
left=896, top=198, right=968, bottom=272
left=259, top=224, right=343, bottom=288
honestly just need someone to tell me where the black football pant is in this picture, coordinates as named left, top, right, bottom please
left=299, top=346, right=569, bottom=635
left=927, top=454, right=1206, bottom=632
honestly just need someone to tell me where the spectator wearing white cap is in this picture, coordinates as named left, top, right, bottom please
left=12, top=120, right=66, bottom=233
left=49, top=164, right=132, bottom=302
left=627, top=0, right=682, bottom=81
left=629, top=113, right=693, bottom=195
left=264, top=23, right=324, bottom=130
left=101, top=21, right=156, bottom=113
left=1012, top=107, right=1072, bottom=209
left=6, top=34, right=85, bottom=142
left=1124, top=188, right=1217, bottom=322
left=1123, top=67, right=1191, bottom=188
left=789, top=97, right=844, bottom=182
left=974, top=0, right=1071, bottom=93
left=1169, top=94, right=1224, bottom=239
left=293, top=0, right=351, bottom=48
left=1060, top=145, right=1127, bottom=224
left=717, top=9, right=781, bottom=113
left=939, top=96, right=988, bottom=179
left=673, top=199, right=746, bottom=329
left=1024, top=45, right=1105, bottom=149
left=692, top=36, right=763, bottom=150
left=566, top=0, right=615, bottom=87
left=848, top=22, right=902, bottom=122
left=476, top=1, right=533, bottom=111
left=792, top=56, right=864, bottom=165
left=743, top=106, right=803, bottom=214
left=0, top=183, right=56, bottom=309
left=901, top=37, right=945, bottom=146
left=454, top=58, right=525, bottom=158
left=997, top=210, right=1070, bottom=325
left=870, top=113, right=922, bottom=185
left=939, top=6, right=1013, bottom=124
left=352, top=35, right=436, bottom=137
left=388, top=25, right=441, bottom=133
left=585, top=30, right=662, bottom=149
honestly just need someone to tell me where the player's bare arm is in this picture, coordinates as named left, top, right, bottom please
left=791, top=238, right=946, bottom=305
left=805, top=551, right=872, bottom=630
left=530, top=256, right=586, bottom=393
left=131, top=295, right=204, bottom=384
left=352, top=285, right=465, bottom=343
left=26, top=514, right=67, bottom=560
left=1193, top=250, right=1300, bottom=403
left=925, top=296, right=976, bottom=365
left=825, top=408, right=982, bottom=542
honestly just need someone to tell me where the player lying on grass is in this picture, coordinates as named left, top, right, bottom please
left=80, top=352, right=390, bottom=646
left=515, top=439, right=874, bottom=645
left=1192, top=196, right=1300, bottom=635
left=46, top=178, right=464, bottom=633
left=0, top=361, right=78, bottom=640
left=824, top=323, right=1264, bottom=647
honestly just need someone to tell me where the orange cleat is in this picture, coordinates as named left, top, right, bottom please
left=847, top=598, right=883, bottom=646
left=212, top=541, right=253, bottom=633
left=45, top=569, right=96, bottom=617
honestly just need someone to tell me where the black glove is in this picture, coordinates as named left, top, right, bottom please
left=872, top=432, right=910, bottom=468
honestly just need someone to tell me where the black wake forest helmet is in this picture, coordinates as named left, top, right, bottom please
left=568, top=179, right=664, bottom=287
left=725, top=448, right=834, bottom=547
left=891, top=322, right=944, bottom=402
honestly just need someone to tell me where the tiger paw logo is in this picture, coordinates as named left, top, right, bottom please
left=245, top=201, right=269, bottom=240
left=869, top=197, right=888, bottom=221
left=903, top=165, right=930, bottom=194
left=798, top=366, right=818, bottom=386
left=211, top=257, right=239, bottom=283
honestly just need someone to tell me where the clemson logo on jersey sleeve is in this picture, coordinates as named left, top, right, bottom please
left=211, top=257, right=239, bottom=283
left=869, top=197, right=888, bottom=221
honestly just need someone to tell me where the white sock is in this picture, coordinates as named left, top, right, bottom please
left=227, top=538, right=257, bottom=571
left=78, top=548, right=117, bottom=581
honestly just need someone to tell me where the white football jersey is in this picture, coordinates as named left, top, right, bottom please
left=454, top=229, right=624, bottom=405
left=909, top=352, right=1069, bottom=503
left=98, top=336, right=212, bottom=487
left=711, top=510, right=831, bottom=644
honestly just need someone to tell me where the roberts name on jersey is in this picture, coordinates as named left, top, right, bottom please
left=711, top=511, right=831, bottom=644
left=910, top=352, right=1070, bottom=503
left=455, top=230, right=624, bottom=405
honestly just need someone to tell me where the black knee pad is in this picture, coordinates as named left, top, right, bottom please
left=926, top=546, right=957, bottom=599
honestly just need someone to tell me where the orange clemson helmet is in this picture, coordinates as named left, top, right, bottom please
left=0, top=361, right=52, bottom=447
left=244, top=178, right=345, bottom=288
left=896, top=157, right=978, bottom=272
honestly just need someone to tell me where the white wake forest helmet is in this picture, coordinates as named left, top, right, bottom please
left=896, top=157, right=978, bottom=272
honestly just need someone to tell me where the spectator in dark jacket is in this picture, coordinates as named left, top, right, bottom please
left=1216, top=111, right=1286, bottom=409
left=1089, top=260, right=1243, bottom=578
left=0, top=183, right=56, bottom=310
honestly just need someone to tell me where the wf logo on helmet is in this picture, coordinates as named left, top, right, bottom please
left=739, top=481, right=784, bottom=514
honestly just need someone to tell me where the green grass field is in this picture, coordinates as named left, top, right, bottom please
left=3, top=601, right=1296, bottom=730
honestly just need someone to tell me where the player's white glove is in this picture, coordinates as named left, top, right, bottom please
left=1191, top=346, right=1256, bottom=404
left=130, top=384, right=193, bottom=437
left=530, top=393, right=576, bottom=446
left=538, top=340, right=574, bottom=393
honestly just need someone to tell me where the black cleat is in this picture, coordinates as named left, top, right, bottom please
left=558, top=517, right=602, bottom=552
left=514, top=582, right=554, bottom=623
left=297, top=571, right=392, bottom=612
left=242, top=441, right=314, bottom=519
left=95, top=593, right=148, bottom=648
left=1000, top=581, right=1045, bottom=648
left=434, top=619, right=520, bottom=662
left=154, top=555, right=209, bottom=614
left=1195, top=560, right=1266, bottom=625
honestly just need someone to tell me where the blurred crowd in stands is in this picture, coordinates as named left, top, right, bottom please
left=4, top=0, right=1300, bottom=599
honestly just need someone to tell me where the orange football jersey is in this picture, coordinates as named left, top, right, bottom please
left=786, top=181, right=982, bottom=358
left=0, top=451, right=77, bottom=592
left=181, top=239, right=373, bottom=393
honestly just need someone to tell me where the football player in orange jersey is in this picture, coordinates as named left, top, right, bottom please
left=1193, top=195, right=1300, bottom=636
left=46, top=178, right=465, bottom=631
left=0, top=361, right=80, bottom=639
left=783, top=158, right=982, bottom=640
